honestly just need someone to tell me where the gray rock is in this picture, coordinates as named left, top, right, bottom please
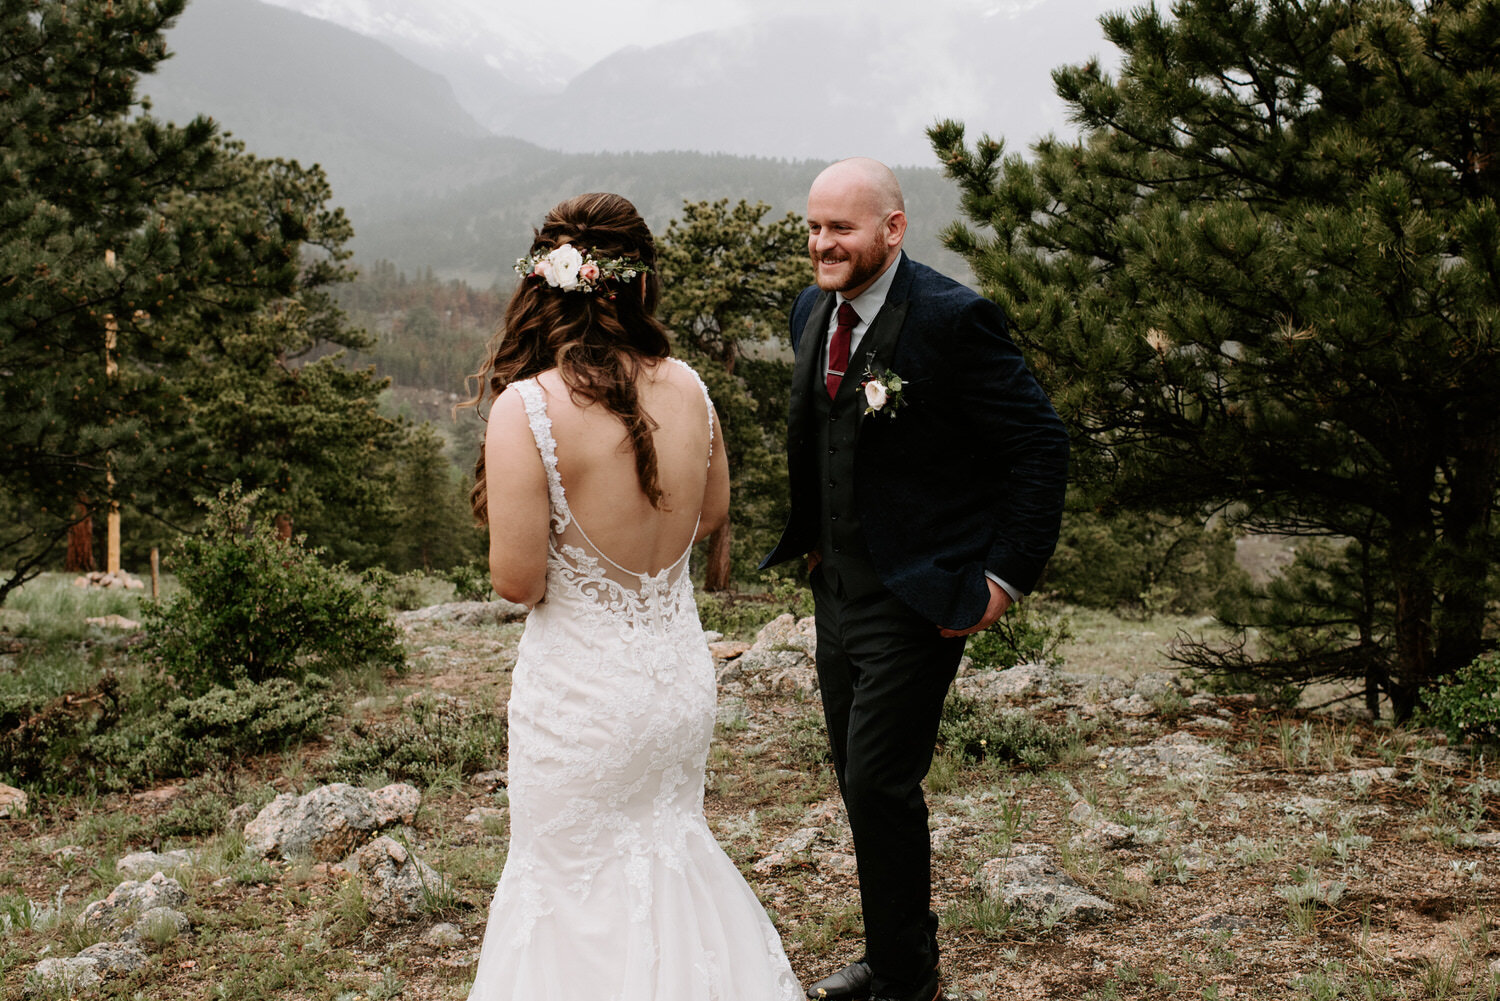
left=736, top=647, right=813, bottom=679
left=1109, top=694, right=1155, bottom=716
left=346, top=836, right=448, bottom=923
left=1097, top=731, right=1236, bottom=778
left=1132, top=671, right=1189, bottom=700
left=1067, top=802, right=1137, bottom=850
left=116, top=849, right=195, bottom=879
left=396, top=600, right=527, bottom=628
left=245, top=783, right=382, bottom=861
left=26, top=957, right=101, bottom=995
left=371, top=783, right=422, bottom=827
left=471, top=769, right=507, bottom=790
left=771, top=828, right=824, bottom=854
left=1190, top=715, right=1232, bottom=730
left=955, top=662, right=1059, bottom=701
left=750, top=613, right=817, bottom=657
left=79, top=873, right=188, bottom=933
left=123, top=906, right=191, bottom=944
left=715, top=696, right=750, bottom=729
left=973, top=854, right=1114, bottom=925
left=0, top=782, right=27, bottom=819
left=77, top=941, right=148, bottom=975
left=423, top=922, right=464, bottom=947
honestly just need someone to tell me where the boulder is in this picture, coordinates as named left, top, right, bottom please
left=371, top=783, right=422, bottom=827
left=0, top=783, right=27, bottom=819
left=955, top=661, right=1060, bottom=701
left=973, top=854, right=1115, bottom=925
left=423, top=922, right=464, bottom=947
left=123, top=906, right=191, bottom=945
left=245, top=783, right=383, bottom=861
left=751, top=613, right=817, bottom=657
left=26, top=957, right=101, bottom=995
left=76, top=941, right=148, bottom=975
left=345, top=835, right=448, bottom=923
left=78, top=873, right=188, bottom=933
left=116, top=849, right=195, bottom=879
left=1097, top=731, right=1236, bottom=778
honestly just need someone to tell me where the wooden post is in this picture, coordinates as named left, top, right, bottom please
left=150, top=547, right=160, bottom=602
left=104, top=250, right=121, bottom=576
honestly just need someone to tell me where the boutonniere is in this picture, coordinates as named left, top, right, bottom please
left=860, top=365, right=906, bottom=417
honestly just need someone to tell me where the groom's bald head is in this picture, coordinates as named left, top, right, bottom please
left=806, top=157, right=908, bottom=297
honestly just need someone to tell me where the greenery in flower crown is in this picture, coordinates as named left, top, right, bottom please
left=513, top=243, right=649, bottom=295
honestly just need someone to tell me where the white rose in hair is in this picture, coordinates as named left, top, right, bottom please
left=864, top=379, right=888, bottom=410
left=549, top=244, right=584, bottom=290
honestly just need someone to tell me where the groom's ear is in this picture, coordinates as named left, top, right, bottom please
left=883, top=210, right=908, bottom=249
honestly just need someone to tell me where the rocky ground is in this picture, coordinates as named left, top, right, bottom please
left=2, top=601, right=1498, bottom=1000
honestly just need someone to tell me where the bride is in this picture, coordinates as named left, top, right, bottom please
left=464, top=192, right=800, bottom=1000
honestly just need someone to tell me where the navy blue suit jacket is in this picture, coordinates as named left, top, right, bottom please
left=761, top=255, right=1069, bottom=631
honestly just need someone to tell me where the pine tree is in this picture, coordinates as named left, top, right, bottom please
left=657, top=199, right=810, bottom=590
left=1, top=0, right=407, bottom=598
left=930, top=0, right=1500, bottom=719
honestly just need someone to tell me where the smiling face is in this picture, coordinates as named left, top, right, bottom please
left=806, top=158, right=908, bottom=298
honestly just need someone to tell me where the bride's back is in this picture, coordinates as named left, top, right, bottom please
left=536, top=359, right=715, bottom=575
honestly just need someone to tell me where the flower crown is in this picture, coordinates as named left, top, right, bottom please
left=514, top=243, right=648, bottom=295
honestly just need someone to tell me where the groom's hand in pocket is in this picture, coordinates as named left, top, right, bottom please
left=938, top=578, right=1012, bottom=638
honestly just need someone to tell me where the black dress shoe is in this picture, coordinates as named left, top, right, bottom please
left=870, top=966, right=941, bottom=1001
left=805, top=959, right=873, bottom=1000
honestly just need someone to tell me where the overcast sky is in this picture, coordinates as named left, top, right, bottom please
left=263, top=0, right=1043, bottom=68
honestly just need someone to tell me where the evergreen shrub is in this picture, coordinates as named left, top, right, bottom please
left=319, top=696, right=506, bottom=788
left=142, top=486, right=405, bottom=694
left=92, top=677, right=334, bottom=788
left=936, top=695, right=1078, bottom=768
left=1419, top=653, right=1500, bottom=746
left=965, top=598, right=1072, bottom=671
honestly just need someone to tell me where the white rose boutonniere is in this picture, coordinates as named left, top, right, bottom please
left=860, top=365, right=906, bottom=417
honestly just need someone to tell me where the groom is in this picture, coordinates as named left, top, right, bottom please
left=762, top=158, right=1069, bottom=1001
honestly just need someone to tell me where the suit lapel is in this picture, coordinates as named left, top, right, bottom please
left=849, top=257, right=914, bottom=424
left=788, top=291, right=834, bottom=438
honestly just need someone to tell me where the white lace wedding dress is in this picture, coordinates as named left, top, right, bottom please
left=467, top=363, right=800, bottom=1001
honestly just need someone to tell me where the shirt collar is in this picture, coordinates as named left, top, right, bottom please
left=838, top=250, right=903, bottom=323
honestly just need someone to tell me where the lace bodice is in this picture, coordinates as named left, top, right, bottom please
left=511, top=358, right=715, bottom=639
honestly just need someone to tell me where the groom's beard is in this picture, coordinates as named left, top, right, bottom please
left=811, top=231, right=888, bottom=295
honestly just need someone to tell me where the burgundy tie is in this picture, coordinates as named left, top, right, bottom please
left=826, top=301, right=858, bottom=399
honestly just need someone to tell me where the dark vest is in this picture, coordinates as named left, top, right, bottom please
left=814, top=328, right=884, bottom=598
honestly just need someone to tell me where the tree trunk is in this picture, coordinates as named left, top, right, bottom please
left=65, top=497, right=95, bottom=573
left=1387, top=522, right=1436, bottom=723
left=1433, top=424, right=1499, bottom=680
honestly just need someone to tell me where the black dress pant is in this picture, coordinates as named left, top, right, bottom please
left=810, top=561, right=966, bottom=995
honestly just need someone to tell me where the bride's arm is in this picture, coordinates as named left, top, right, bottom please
left=694, top=408, right=729, bottom=543
left=485, top=387, right=550, bottom=607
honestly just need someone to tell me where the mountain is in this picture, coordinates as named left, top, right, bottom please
left=252, top=0, right=582, bottom=132
left=141, top=0, right=492, bottom=206
left=137, top=0, right=974, bottom=283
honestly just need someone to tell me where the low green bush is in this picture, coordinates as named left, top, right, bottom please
left=936, top=694, right=1073, bottom=768
left=966, top=598, right=1072, bottom=671
left=142, top=485, right=405, bottom=695
left=318, top=696, right=506, bottom=788
left=1420, top=652, right=1500, bottom=746
left=1, top=674, right=332, bottom=792
left=443, top=561, right=493, bottom=603
left=91, top=676, right=335, bottom=788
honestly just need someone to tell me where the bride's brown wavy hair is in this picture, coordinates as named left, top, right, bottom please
left=463, top=192, right=672, bottom=523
